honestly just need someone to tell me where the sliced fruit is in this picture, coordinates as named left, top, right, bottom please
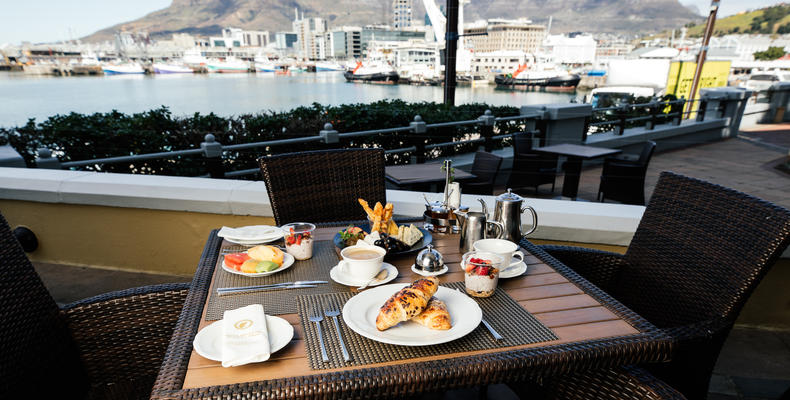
left=254, top=260, right=280, bottom=273
left=224, top=253, right=251, bottom=271
left=240, top=259, right=261, bottom=273
left=247, top=245, right=284, bottom=265
left=464, top=263, right=476, bottom=273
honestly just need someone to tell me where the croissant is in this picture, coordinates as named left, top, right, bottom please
left=412, top=297, right=451, bottom=330
left=376, top=276, right=438, bottom=331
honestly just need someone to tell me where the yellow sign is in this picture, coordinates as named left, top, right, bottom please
left=666, top=60, right=730, bottom=117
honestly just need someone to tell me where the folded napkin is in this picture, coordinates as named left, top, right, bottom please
left=221, top=304, right=271, bottom=367
left=218, top=225, right=281, bottom=240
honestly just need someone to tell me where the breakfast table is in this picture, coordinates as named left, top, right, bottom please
left=150, top=222, right=671, bottom=399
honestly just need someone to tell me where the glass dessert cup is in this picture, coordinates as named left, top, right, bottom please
left=462, top=251, right=504, bottom=298
left=281, top=222, right=316, bottom=260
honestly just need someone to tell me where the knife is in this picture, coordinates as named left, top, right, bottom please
left=217, top=282, right=324, bottom=296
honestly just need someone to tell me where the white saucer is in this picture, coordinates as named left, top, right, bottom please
left=330, top=262, right=398, bottom=287
left=193, top=315, right=294, bottom=362
left=499, top=259, right=528, bottom=279
left=411, top=264, right=449, bottom=277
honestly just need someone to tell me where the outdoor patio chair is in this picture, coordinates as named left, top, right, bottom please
left=0, top=211, right=189, bottom=399
left=538, top=171, right=790, bottom=399
left=463, top=151, right=503, bottom=195
left=507, top=131, right=557, bottom=194
left=530, top=366, right=687, bottom=399
left=597, top=140, right=656, bottom=205
left=258, top=148, right=386, bottom=225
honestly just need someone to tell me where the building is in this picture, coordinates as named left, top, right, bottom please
left=293, top=12, right=328, bottom=60
left=274, top=32, right=298, bottom=50
left=328, top=27, right=362, bottom=59
left=361, top=25, right=425, bottom=56
left=464, top=19, right=546, bottom=54
left=209, top=28, right=269, bottom=48
left=543, top=34, right=596, bottom=65
left=393, top=0, right=413, bottom=29
left=471, top=50, right=529, bottom=74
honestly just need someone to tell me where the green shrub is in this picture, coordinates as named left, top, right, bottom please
left=0, top=100, right=521, bottom=177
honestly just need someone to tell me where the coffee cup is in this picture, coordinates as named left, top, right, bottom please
left=472, top=239, right=525, bottom=270
left=338, top=245, right=386, bottom=281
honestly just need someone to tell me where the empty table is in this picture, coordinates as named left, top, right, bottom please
left=533, top=144, right=622, bottom=200
left=385, top=162, right=476, bottom=190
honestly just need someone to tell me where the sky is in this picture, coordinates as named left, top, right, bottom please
left=0, top=0, right=785, bottom=45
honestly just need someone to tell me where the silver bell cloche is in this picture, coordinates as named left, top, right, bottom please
left=414, top=244, right=444, bottom=273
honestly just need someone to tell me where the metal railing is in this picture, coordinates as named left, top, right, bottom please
left=36, top=109, right=542, bottom=179
left=586, top=97, right=712, bottom=136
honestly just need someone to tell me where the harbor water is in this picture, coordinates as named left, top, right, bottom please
left=0, top=71, right=579, bottom=127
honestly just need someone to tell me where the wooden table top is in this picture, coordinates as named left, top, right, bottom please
left=533, top=143, right=622, bottom=159
left=385, top=163, right=475, bottom=186
left=180, top=226, right=643, bottom=390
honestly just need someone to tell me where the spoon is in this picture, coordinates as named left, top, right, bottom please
left=357, top=269, right=389, bottom=290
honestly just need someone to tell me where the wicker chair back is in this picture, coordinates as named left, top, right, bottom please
left=258, top=149, right=387, bottom=225
left=0, top=212, right=88, bottom=397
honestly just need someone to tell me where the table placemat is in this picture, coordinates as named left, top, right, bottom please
left=205, top=240, right=347, bottom=320
left=297, top=281, right=558, bottom=369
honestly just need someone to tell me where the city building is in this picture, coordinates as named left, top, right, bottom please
left=208, top=28, right=269, bottom=48
left=274, top=32, right=298, bottom=50
left=464, top=18, right=546, bottom=54
left=361, top=25, right=426, bottom=57
left=471, top=50, right=529, bottom=74
left=293, top=11, right=328, bottom=60
left=393, top=0, right=413, bottom=29
left=328, top=27, right=362, bottom=59
left=543, top=33, right=596, bottom=65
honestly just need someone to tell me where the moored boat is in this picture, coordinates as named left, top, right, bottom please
left=153, top=63, right=194, bottom=74
left=102, top=63, right=145, bottom=75
left=315, top=61, right=345, bottom=72
left=495, top=64, right=580, bottom=91
left=206, top=57, right=250, bottom=73
left=344, top=62, right=399, bottom=84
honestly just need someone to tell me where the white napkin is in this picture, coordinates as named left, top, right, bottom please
left=218, top=225, right=280, bottom=240
left=221, top=304, right=271, bottom=367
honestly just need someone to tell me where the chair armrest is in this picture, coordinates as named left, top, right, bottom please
left=537, top=366, right=687, bottom=400
left=61, top=283, right=189, bottom=397
left=539, top=245, right=627, bottom=292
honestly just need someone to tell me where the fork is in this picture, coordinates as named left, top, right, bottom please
left=308, top=305, right=329, bottom=363
left=324, top=300, right=351, bottom=362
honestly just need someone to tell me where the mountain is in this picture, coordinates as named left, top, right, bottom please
left=83, top=0, right=701, bottom=42
left=685, top=4, right=790, bottom=36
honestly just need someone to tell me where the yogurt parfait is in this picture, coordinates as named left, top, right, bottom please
left=462, top=252, right=503, bottom=298
left=282, top=222, right=316, bottom=260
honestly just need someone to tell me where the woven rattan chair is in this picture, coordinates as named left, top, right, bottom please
left=464, top=151, right=503, bottom=195
left=0, top=212, right=189, bottom=399
left=507, top=131, right=557, bottom=194
left=539, top=171, right=790, bottom=399
left=531, top=366, right=687, bottom=399
left=597, top=140, right=656, bottom=205
left=258, top=148, right=387, bottom=225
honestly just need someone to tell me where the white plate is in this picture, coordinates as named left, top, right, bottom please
left=224, top=235, right=283, bottom=245
left=342, top=284, right=482, bottom=346
left=220, top=225, right=284, bottom=244
left=222, top=252, right=295, bottom=277
left=193, top=315, right=294, bottom=362
left=499, top=260, right=528, bottom=279
left=330, top=262, right=398, bottom=287
left=411, top=264, right=449, bottom=277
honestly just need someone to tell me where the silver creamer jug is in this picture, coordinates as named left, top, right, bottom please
left=492, top=189, right=538, bottom=243
left=455, top=199, right=504, bottom=253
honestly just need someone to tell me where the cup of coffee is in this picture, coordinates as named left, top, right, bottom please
left=472, top=239, right=525, bottom=270
left=339, top=245, right=386, bottom=281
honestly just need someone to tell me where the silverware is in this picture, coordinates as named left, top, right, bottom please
left=216, top=283, right=321, bottom=296
left=217, top=280, right=326, bottom=293
left=324, top=301, right=350, bottom=362
left=481, top=318, right=503, bottom=340
left=357, top=269, right=388, bottom=290
left=309, top=305, right=329, bottom=363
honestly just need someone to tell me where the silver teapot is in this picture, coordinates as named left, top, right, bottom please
left=492, top=188, right=538, bottom=243
left=455, top=199, right=504, bottom=253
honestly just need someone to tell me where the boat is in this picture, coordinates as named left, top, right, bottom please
left=153, top=63, right=193, bottom=74
left=495, top=64, right=580, bottom=91
left=101, top=63, right=145, bottom=75
left=315, top=61, right=345, bottom=72
left=206, top=57, right=250, bottom=73
left=254, top=54, right=277, bottom=72
left=344, top=62, right=399, bottom=84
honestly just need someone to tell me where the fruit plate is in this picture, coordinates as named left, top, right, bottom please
left=221, top=253, right=295, bottom=277
left=333, top=223, right=432, bottom=258
left=342, top=284, right=481, bottom=346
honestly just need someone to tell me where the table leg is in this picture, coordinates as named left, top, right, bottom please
left=561, top=157, right=583, bottom=200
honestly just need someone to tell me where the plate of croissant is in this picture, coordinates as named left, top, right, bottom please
left=342, top=277, right=482, bottom=346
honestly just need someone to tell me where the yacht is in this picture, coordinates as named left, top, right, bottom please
left=495, top=64, right=581, bottom=91
left=254, top=54, right=277, bottom=72
left=153, top=63, right=193, bottom=74
left=315, top=61, right=345, bottom=72
left=101, top=62, right=145, bottom=75
left=206, top=57, right=250, bottom=73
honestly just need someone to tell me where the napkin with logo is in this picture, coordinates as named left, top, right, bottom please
left=218, top=225, right=280, bottom=241
left=221, top=304, right=271, bottom=367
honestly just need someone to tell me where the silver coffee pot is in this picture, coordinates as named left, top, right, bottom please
left=455, top=199, right=504, bottom=253
left=492, top=188, right=538, bottom=243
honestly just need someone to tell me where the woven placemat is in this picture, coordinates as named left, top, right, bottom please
left=205, top=240, right=348, bottom=320
left=297, top=281, right=558, bottom=369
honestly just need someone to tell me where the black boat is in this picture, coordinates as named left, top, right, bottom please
left=495, top=73, right=581, bottom=91
left=344, top=62, right=399, bottom=84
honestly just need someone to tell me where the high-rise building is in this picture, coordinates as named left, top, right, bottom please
left=393, top=0, right=413, bottom=29
left=464, top=18, right=546, bottom=54
left=328, top=27, right=362, bottom=59
left=293, top=9, right=328, bottom=60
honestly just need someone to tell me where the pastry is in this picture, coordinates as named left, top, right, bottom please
left=375, top=276, right=438, bottom=331
left=412, top=297, right=451, bottom=330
